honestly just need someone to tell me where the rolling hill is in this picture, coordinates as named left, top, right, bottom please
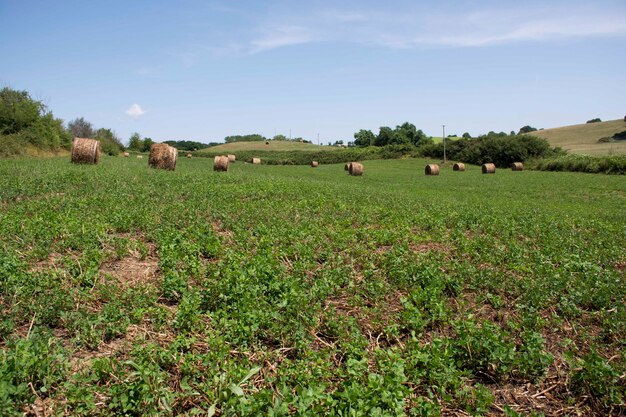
left=529, top=119, right=626, bottom=155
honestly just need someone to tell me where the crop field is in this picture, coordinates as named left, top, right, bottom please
left=530, top=119, right=626, bottom=156
left=201, top=141, right=332, bottom=153
left=0, top=156, right=625, bottom=416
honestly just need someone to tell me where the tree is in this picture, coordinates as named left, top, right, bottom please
left=586, top=118, right=601, bottom=123
left=68, top=117, right=95, bottom=138
left=95, top=128, right=123, bottom=155
left=375, top=126, right=395, bottom=146
left=272, top=134, right=288, bottom=141
left=0, top=87, right=44, bottom=135
left=353, top=129, right=376, bottom=147
left=0, top=87, right=71, bottom=155
left=141, top=137, right=154, bottom=152
left=128, top=132, right=143, bottom=151
left=462, top=132, right=472, bottom=139
left=518, top=125, right=537, bottom=134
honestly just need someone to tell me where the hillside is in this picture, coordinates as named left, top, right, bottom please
left=529, top=119, right=626, bottom=155
left=200, top=140, right=336, bottom=153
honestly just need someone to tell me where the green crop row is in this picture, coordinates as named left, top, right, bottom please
left=0, top=156, right=624, bottom=415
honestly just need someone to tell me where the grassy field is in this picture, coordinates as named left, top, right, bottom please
left=530, top=119, right=626, bottom=156
left=0, top=156, right=624, bottom=416
left=200, top=141, right=334, bottom=153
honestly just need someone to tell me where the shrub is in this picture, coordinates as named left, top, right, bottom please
left=586, top=118, right=602, bottom=123
left=534, top=155, right=626, bottom=174
left=420, top=134, right=556, bottom=166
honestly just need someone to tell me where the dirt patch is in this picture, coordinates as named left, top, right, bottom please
left=212, top=219, right=234, bottom=242
left=409, top=241, right=449, bottom=254
left=99, top=244, right=160, bottom=287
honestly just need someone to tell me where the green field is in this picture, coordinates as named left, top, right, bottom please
left=530, top=119, right=626, bottom=156
left=201, top=141, right=334, bottom=153
left=1, top=157, right=624, bottom=416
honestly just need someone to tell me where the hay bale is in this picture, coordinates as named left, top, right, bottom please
left=187, top=153, right=192, bottom=159
left=511, top=162, right=524, bottom=171
left=344, top=163, right=350, bottom=171
left=71, top=138, right=101, bottom=164
left=311, top=161, right=319, bottom=167
left=136, top=155, right=143, bottom=159
left=228, top=154, right=236, bottom=163
left=213, top=155, right=229, bottom=172
left=148, top=143, right=177, bottom=170
left=349, top=162, right=363, bottom=176
left=482, top=163, right=496, bottom=174
left=123, top=152, right=130, bottom=157
left=453, top=163, right=465, bottom=171
left=265, top=141, right=270, bottom=145
left=425, top=164, right=440, bottom=176
left=252, top=157, right=261, bottom=164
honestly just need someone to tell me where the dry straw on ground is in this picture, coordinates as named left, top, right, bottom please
left=213, top=155, right=229, bottom=172
left=123, top=152, right=130, bottom=157
left=511, top=162, right=524, bottom=171
left=425, top=164, right=440, bottom=175
left=228, top=154, right=236, bottom=162
left=349, top=162, right=363, bottom=176
left=148, top=143, right=177, bottom=171
left=252, top=157, right=261, bottom=164
left=71, top=138, right=101, bottom=165
left=482, top=163, right=496, bottom=174
left=453, top=162, right=465, bottom=171
left=311, top=161, right=319, bottom=167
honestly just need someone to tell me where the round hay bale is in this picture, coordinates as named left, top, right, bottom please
left=511, top=162, right=524, bottom=171
left=71, top=138, right=101, bottom=164
left=482, top=163, right=496, bottom=174
left=349, top=162, right=363, bottom=176
left=148, top=143, right=177, bottom=171
left=187, top=153, right=192, bottom=159
left=453, top=163, right=465, bottom=171
left=265, top=141, right=270, bottom=145
left=136, top=155, right=143, bottom=159
left=228, top=154, right=236, bottom=163
left=123, top=152, right=130, bottom=157
left=252, top=157, right=261, bottom=164
left=344, top=163, right=350, bottom=171
left=213, top=155, right=229, bottom=172
left=311, top=161, right=319, bottom=167
left=425, top=164, right=440, bottom=176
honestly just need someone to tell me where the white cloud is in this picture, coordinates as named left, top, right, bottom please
left=250, top=25, right=319, bottom=53
left=222, top=3, right=626, bottom=54
left=125, top=104, right=146, bottom=119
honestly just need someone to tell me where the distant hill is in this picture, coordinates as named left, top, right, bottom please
left=528, top=119, right=626, bottom=155
left=199, top=140, right=336, bottom=153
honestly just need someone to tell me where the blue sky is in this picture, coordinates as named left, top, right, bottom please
left=1, top=0, right=625, bottom=144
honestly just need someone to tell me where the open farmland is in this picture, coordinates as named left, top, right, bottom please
left=201, top=141, right=332, bottom=153
left=529, top=119, right=626, bottom=156
left=0, top=157, right=625, bottom=416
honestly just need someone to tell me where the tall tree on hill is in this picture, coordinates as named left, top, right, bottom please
left=353, top=129, right=376, bottom=147
left=128, top=132, right=143, bottom=151
left=518, top=125, right=537, bottom=134
left=67, top=117, right=95, bottom=138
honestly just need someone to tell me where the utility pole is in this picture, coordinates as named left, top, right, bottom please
left=442, top=124, right=447, bottom=163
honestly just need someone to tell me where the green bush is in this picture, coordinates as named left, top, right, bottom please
left=0, top=87, right=71, bottom=156
left=199, top=144, right=419, bottom=165
left=420, top=134, right=557, bottom=167
left=534, top=154, right=626, bottom=174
